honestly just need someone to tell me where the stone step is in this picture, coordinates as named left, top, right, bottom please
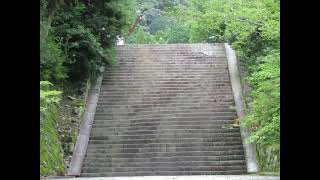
left=94, top=104, right=234, bottom=108
left=95, top=103, right=235, bottom=108
left=91, top=122, right=237, bottom=129
left=89, top=129, right=241, bottom=136
left=97, top=97, right=234, bottom=100
left=103, top=80, right=231, bottom=84
left=88, top=134, right=241, bottom=141
left=114, top=59, right=228, bottom=61
left=83, top=154, right=245, bottom=164
left=92, top=119, right=237, bottom=125
left=116, top=56, right=227, bottom=59
left=116, top=43, right=225, bottom=46
left=100, top=85, right=232, bottom=90
left=89, top=133, right=241, bottom=141
left=113, top=63, right=228, bottom=66
left=107, top=65, right=228, bottom=69
left=102, top=75, right=229, bottom=79
left=116, top=49, right=226, bottom=51
left=95, top=105, right=234, bottom=110
left=95, top=106, right=235, bottom=112
left=81, top=165, right=246, bottom=174
left=93, top=116, right=236, bottom=121
left=96, top=104, right=234, bottom=109
left=98, top=92, right=233, bottom=97
left=95, top=102, right=235, bottom=106
left=116, top=47, right=226, bottom=51
left=90, top=126, right=239, bottom=132
left=116, top=50, right=226, bottom=53
left=110, top=62, right=228, bottom=65
left=87, top=137, right=242, bottom=144
left=116, top=48, right=226, bottom=50
left=116, top=53, right=227, bottom=56
left=115, top=58, right=226, bottom=60
left=96, top=99, right=235, bottom=105
left=116, top=53, right=226, bottom=56
left=97, top=95, right=234, bottom=99
left=98, top=93, right=234, bottom=98
left=94, top=112, right=237, bottom=118
left=116, top=48, right=226, bottom=51
left=98, top=91, right=234, bottom=95
left=107, top=72, right=227, bottom=75
left=105, top=69, right=229, bottom=73
left=110, top=63, right=228, bottom=66
left=116, top=47, right=225, bottom=50
left=92, top=117, right=236, bottom=123
left=109, top=64, right=228, bottom=68
left=92, top=121, right=236, bottom=127
left=84, top=150, right=245, bottom=158
left=104, top=72, right=229, bottom=75
left=97, top=101, right=234, bottom=106
left=101, top=84, right=232, bottom=87
left=102, top=81, right=231, bottom=86
left=103, top=72, right=229, bottom=75
left=102, top=78, right=231, bottom=82
left=86, top=141, right=243, bottom=149
left=115, top=56, right=227, bottom=59
left=87, top=146, right=243, bottom=154
left=103, top=75, right=230, bottom=79
left=86, top=145, right=244, bottom=154
left=111, top=63, right=228, bottom=67
left=82, top=160, right=246, bottom=168
left=102, top=79, right=230, bottom=83
left=99, top=89, right=233, bottom=93
left=93, top=117, right=235, bottom=126
left=80, top=170, right=247, bottom=177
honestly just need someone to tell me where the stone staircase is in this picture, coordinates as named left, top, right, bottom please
left=80, top=44, right=247, bottom=177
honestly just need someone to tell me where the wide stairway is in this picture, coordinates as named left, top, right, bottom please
left=81, top=44, right=247, bottom=177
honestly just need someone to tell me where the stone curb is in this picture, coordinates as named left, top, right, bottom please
left=67, top=69, right=105, bottom=176
left=224, top=43, right=259, bottom=173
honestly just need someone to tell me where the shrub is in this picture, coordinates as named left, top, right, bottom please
left=243, top=50, right=280, bottom=171
left=40, top=32, right=67, bottom=84
left=40, top=81, right=65, bottom=176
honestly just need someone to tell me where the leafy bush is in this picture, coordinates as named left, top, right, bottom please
left=40, top=32, right=67, bottom=84
left=54, top=24, right=116, bottom=84
left=243, top=50, right=280, bottom=171
left=40, top=81, right=65, bottom=176
left=127, top=23, right=190, bottom=44
left=41, top=0, right=135, bottom=86
left=127, top=26, right=155, bottom=44
left=160, top=23, right=190, bottom=43
left=40, top=1, right=135, bottom=175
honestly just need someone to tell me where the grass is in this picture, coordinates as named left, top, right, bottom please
left=40, top=105, right=66, bottom=176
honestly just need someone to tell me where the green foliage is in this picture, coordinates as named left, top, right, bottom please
left=40, top=0, right=135, bottom=86
left=40, top=0, right=135, bottom=176
left=40, top=81, right=65, bottom=176
left=153, top=23, right=190, bottom=44
left=127, top=21, right=190, bottom=44
left=243, top=51, right=280, bottom=171
left=127, top=26, right=155, bottom=44
left=40, top=32, right=67, bottom=84
left=132, top=0, right=183, bottom=40
left=50, top=0, right=133, bottom=85
left=54, top=23, right=116, bottom=83
left=148, top=16, right=173, bottom=35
